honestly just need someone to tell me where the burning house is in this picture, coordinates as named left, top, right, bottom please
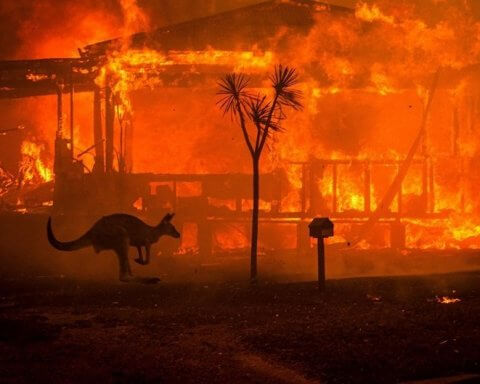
left=1, top=0, right=480, bottom=262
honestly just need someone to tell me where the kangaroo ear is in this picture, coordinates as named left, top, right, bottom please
left=162, top=213, right=175, bottom=223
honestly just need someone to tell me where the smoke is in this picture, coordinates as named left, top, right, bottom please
left=120, top=0, right=150, bottom=35
left=1, top=0, right=479, bottom=60
left=0, top=0, right=266, bottom=59
left=0, top=0, right=123, bottom=59
left=140, top=0, right=262, bottom=27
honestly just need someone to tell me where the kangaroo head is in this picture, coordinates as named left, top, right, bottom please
left=157, top=213, right=180, bottom=239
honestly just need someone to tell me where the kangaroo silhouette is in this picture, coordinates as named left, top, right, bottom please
left=47, top=213, right=180, bottom=282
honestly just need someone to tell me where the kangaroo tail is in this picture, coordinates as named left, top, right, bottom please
left=47, top=217, right=91, bottom=252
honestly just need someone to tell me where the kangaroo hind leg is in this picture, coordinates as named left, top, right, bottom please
left=115, top=232, right=132, bottom=282
left=134, top=246, right=144, bottom=265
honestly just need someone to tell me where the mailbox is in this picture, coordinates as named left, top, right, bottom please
left=308, top=217, right=334, bottom=291
left=309, top=218, right=334, bottom=239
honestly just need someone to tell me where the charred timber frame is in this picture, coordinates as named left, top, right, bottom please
left=0, top=58, right=455, bottom=220
left=105, top=79, right=115, bottom=174
left=0, top=57, right=275, bottom=177
left=125, top=164, right=446, bottom=255
left=131, top=162, right=443, bottom=222
left=304, top=159, right=437, bottom=219
left=0, top=58, right=95, bottom=99
left=69, top=68, right=75, bottom=159
left=93, top=87, right=105, bottom=173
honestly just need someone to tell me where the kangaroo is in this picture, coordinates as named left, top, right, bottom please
left=47, top=213, right=180, bottom=282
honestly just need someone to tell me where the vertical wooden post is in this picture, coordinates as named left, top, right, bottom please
left=397, top=163, right=403, bottom=215
left=54, top=85, right=64, bottom=212
left=301, top=163, right=307, bottom=215
left=332, top=164, right=337, bottom=213
left=105, top=80, right=114, bottom=174
left=93, top=87, right=104, bottom=173
left=198, top=220, right=213, bottom=259
left=119, top=115, right=124, bottom=173
left=70, top=69, right=74, bottom=158
left=422, top=159, right=428, bottom=213
left=125, top=118, right=134, bottom=173
left=428, top=158, right=435, bottom=213
left=309, top=218, right=333, bottom=292
left=172, top=182, right=177, bottom=212
left=309, top=162, right=317, bottom=215
left=364, top=161, right=371, bottom=214
left=317, top=238, right=325, bottom=291
left=56, top=87, right=63, bottom=136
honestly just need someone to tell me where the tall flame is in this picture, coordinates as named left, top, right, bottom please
left=19, top=140, right=53, bottom=185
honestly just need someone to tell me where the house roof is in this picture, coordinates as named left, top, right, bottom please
left=81, top=0, right=352, bottom=58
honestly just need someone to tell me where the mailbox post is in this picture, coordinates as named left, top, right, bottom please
left=309, top=218, right=334, bottom=291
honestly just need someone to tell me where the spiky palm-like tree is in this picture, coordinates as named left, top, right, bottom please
left=217, top=65, right=302, bottom=282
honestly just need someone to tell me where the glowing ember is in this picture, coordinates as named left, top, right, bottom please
left=436, top=296, right=461, bottom=304
left=132, top=197, right=143, bottom=211
left=367, top=294, right=382, bottom=302
left=26, top=73, right=50, bottom=82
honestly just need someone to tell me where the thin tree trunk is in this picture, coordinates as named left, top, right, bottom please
left=251, top=155, right=260, bottom=282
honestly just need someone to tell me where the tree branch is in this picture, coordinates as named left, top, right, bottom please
left=258, top=94, right=279, bottom=155
left=254, top=121, right=262, bottom=155
left=237, top=99, right=255, bottom=157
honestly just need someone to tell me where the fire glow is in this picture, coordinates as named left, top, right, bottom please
left=96, top=48, right=274, bottom=114
left=4, top=0, right=480, bottom=254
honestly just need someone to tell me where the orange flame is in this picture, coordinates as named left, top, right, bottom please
left=96, top=48, right=274, bottom=116
left=19, top=140, right=53, bottom=184
left=355, top=2, right=394, bottom=24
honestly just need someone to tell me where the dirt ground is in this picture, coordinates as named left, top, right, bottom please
left=0, top=271, right=479, bottom=384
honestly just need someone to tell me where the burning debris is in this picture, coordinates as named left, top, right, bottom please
left=366, top=293, right=382, bottom=302
left=436, top=296, right=462, bottom=304
left=19, top=140, right=53, bottom=186
left=0, top=165, right=16, bottom=197
left=0, top=132, right=53, bottom=212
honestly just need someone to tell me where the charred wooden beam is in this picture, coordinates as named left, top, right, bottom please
left=105, top=82, right=115, bottom=174
left=428, top=158, right=435, bottom=213
left=351, top=71, right=441, bottom=247
left=93, top=87, right=105, bottom=174
left=332, top=164, right=337, bottom=213
left=364, top=161, right=371, bottom=213
left=56, top=87, right=63, bottom=136
left=70, top=69, right=75, bottom=158
left=0, top=84, right=94, bottom=99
